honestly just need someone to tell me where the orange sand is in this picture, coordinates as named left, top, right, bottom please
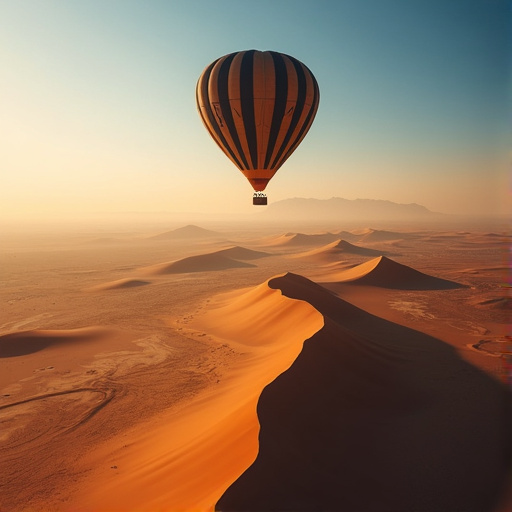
left=1, top=223, right=510, bottom=512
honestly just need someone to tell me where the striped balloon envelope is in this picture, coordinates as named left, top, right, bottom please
left=196, top=50, right=320, bottom=204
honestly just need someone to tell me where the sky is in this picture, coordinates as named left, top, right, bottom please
left=0, top=0, right=510, bottom=222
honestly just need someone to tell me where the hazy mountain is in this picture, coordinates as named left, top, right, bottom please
left=264, top=198, right=443, bottom=222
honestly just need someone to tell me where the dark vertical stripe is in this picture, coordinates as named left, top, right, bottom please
left=196, top=58, right=244, bottom=170
left=270, top=56, right=307, bottom=169
left=277, top=66, right=320, bottom=170
left=240, top=50, right=258, bottom=168
left=217, top=53, right=249, bottom=169
left=264, top=51, right=288, bottom=169
left=281, top=69, right=320, bottom=168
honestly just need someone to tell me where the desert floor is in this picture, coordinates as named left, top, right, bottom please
left=1, top=219, right=511, bottom=512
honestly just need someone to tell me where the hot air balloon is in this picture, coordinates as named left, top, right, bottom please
left=196, top=50, right=319, bottom=205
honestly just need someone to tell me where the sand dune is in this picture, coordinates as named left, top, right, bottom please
left=319, top=255, right=465, bottom=289
left=331, top=229, right=360, bottom=240
left=212, top=246, right=271, bottom=260
left=149, top=224, right=221, bottom=240
left=141, top=245, right=268, bottom=275
left=74, top=274, right=324, bottom=512
left=87, top=278, right=151, bottom=291
left=264, top=229, right=417, bottom=248
left=265, top=232, right=340, bottom=247
left=0, top=327, right=109, bottom=358
left=143, top=252, right=256, bottom=275
left=293, top=238, right=384, bottom=262
left=473, top=296, right=512, bottom=310
left=217, top=273, right=512, bottom=512
left=355, top=228, right=415, bottom=242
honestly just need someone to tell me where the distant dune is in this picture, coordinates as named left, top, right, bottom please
left=143, top=252, right=255, bottom=275
left=263, top=229, right=419, bottom=249
left=217, top=273, right=511, bottom=512
left=0, top=327, right=109, bottom=357
left=332, top=230, right=361, bottom=242
left=323, top=255, right=465, bottom=289
left=87, top=278, right=151, bottom=292
left=356, top=228, right=416, bottom=242
left=149, top=224, right=221, bottom=240
left=330, top=239, right=387, bottom=255
left=473, top=296, right=512, bottom=310
left=265, top=232, right=340, bottom=247
left=213, top=246, right=270, bottom=260
left=293, top=239, right=384, bottom=262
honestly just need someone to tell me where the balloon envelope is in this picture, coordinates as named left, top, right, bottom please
left=196, top=50, right=319, bottom=191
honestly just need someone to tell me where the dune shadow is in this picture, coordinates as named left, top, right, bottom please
left=0, top=333, right=53, bottom=357
left=0, top=329, right=103, bottom=358
left=217, top=274, right=512, bottom=512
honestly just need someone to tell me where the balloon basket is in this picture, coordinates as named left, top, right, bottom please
left=253, top=194, right=267, bottom=206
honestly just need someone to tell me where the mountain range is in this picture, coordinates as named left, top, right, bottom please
left=264, top=197, right=445, bottom=222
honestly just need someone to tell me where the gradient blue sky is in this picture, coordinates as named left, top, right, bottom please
left=1, top=0, right=510, bottom=220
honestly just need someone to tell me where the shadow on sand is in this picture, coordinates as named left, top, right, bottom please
left=218, top=273, right=512, bottom=512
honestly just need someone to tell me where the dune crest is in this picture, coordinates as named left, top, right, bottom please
left=76, top=274, right=323, bottom=512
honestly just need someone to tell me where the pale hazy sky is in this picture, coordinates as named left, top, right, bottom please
left=1, top=0, right=510, bottom=221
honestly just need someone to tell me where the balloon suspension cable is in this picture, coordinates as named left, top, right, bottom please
left=253, top=191, right=267, bottom=206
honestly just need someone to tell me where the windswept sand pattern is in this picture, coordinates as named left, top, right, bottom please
left=0, top=325, right=226, bottom=511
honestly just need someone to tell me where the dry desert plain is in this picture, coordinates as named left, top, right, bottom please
left=1, top=219, right=511, bottom=512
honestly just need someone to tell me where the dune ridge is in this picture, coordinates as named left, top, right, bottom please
left=217, top=273, right=512, bottom=512
left=74, top=274, right=324, bottom=512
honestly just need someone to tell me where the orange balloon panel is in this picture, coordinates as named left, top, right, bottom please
left=196, top=50, right=319, bottom=192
